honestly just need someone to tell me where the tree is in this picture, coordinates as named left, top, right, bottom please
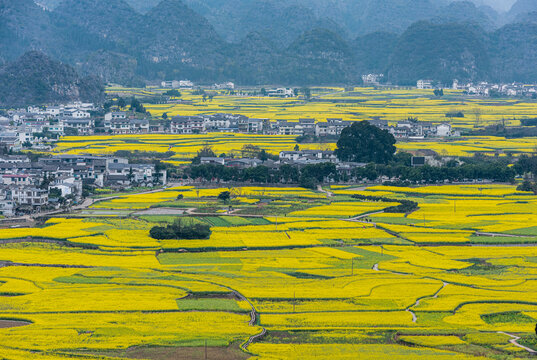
left=218, top=191, right=231, bottom=203
left=192, top=145, right=216, bottom=164
left=241, top=144, right=261, bottom=158
left=294, top=144, right=300, bottom=151
left=260, top=88, right=267, bottom=96
left=127, top=167, right=134, bottom=183
left=162, top=112, right=168, bottom=120
left=117, top=97, right=126, bottom=109
left=301, top=87, right=312, bottom=100
left=259, top=149, right=269, bottom=162
left=48, top=188, right=62, bottom=199
left=164, top=89, right=181, bottom=97
left=434, top=89, right=444, bottom=97
left=130, top=97, right=146, bottom=113
left=335, top=121, right=396, bottom=164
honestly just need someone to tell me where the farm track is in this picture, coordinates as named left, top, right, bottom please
left=174, top=271, right=266, bottom=354
left=498, top=331, right=537, bottom=354
left=475, top=232, right=529, bottom=238
left=405, top=281, right=449, bottom=323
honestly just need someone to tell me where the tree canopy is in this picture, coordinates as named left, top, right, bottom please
left=335, top=121, right=396, bottom=164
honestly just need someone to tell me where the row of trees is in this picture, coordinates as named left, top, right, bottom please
left=186, top=156, right=520, bottom=186
left=103, top=96, right=146, bottom=113
left=187, top=163, right=337, bottom=189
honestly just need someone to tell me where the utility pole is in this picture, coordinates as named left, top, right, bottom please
left=204, top=339, right=207, bottom=360
left=454, top=199, right=457, bottom=213
left=351, top=258, right=355, bottom=276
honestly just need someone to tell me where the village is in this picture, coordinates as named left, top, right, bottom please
left=0, top=101, right=458, bottom=152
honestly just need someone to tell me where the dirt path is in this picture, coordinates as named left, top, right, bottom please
left=405, top=281, right=449, bottom=324
left=498, top=332, right=537, bottom=354
left=317, top=185, right=334, bottom=198
left=176, top=271, right=266, bottom=353
left=347, top=211, right=385, bottom=223
left=474, top=232, right=529, bottom=238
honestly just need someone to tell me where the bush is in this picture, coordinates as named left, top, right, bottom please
left=149, top=218, right=211, bottom=240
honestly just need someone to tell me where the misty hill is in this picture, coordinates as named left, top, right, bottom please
left=386, top=22, right=490, bottom=84
left=0, top=51, right=104, bottom=106
left=432, top=1, right=498, bottom=30
left=3, top=0, right=537, bottom=86
left=509, top=0, right=537, bottom=18
left=489, top=22, right=537, bottom=82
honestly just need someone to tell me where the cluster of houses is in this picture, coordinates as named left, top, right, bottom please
left=370, top=120, right=458, bottom=139
left=170, top=115, right=457, bottom=139
left=199, top=149, right=364, bottom=176
left=417, top=79, right=537, bottom=98
left=0, top=154, right=167, bottom=217
left=0, top=103, right=458, bottom=152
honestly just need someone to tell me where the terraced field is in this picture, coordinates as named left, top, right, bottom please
left=53, top=86, right=537, bottom=159
left=112, top=86, right=537, bottom=129
left=2, top=184, right=537, bottom=359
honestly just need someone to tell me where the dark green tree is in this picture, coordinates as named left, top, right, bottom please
left=335, top=121, right=396, bottom=164
left=117, top=97, right=126, bottom=109
left=218, top=191, right=231, bottom=203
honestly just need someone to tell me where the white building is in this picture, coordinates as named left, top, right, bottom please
left=436, top=123, right=452, bottom=137
left=63, top=109, right=90, bottom=119
left=104, top=112, right=127, bottom=121
left=417, top=80, right=434, bottom=89
left=267, top=88, right=294, bottom=98
left=213, top=82, right=235, bottom=90
left=362, top=74, right=384, bottom=85
left=161, top=80, right=194, bottom=89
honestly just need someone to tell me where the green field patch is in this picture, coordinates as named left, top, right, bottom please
left=481, top=311, right=536, bottom=324
left=505, top=226, right=537, bottom=236
left=463, top=332, right=511, bottom=345
left=176, top=297, right=248, bottom=313
left=158, top=253, right=242, bottom=266
left=455, top=259, right=508, bottom=275
left=470, top=235, right=537, bottom=244
left=54, top=275, right=111, bottom=284
left=338, top=247, right=397, bottom=269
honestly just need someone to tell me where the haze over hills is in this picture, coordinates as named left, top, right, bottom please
left=2, top=0, right=537, bottom=86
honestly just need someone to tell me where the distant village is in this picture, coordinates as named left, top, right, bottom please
left=2, top=77, right=527, bottom=219
left=362, top=74, right=537, bottom=98
left=0, top=99, right=459, bottom=153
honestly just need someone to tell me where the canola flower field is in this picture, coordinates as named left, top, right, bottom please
left=113, top=86, right=537, bottom=129
left=3, top=184, right=537, bottom=359
left=52, top=86, right=537, bottom=158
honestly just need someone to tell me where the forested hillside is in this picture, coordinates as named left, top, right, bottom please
left=0, top=51, right=104, bottom=106
left=2, top=0, right=537, bottom=85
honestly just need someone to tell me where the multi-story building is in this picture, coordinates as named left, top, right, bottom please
left=60, top=118, right=95, bottom=135
left=417, top=80, right=434, bottom=89
left=170, top=116, right=205, bottom=134
left=10, top=187, right=48, bottom=209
